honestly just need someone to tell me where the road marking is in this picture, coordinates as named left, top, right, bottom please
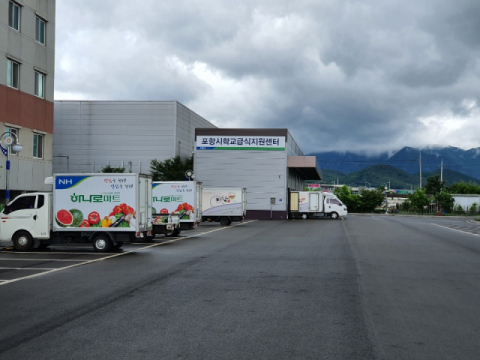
left=431, top=223, right=480, bottom=237
left=140, top=221, right=257, bottom=250
left=0, top=221, right=257, bottom=286
left=0, top=258, right=89, bottom=262
left=0, top=251, right=108, bottom=256
left=0, top=267, right=56, bottom=270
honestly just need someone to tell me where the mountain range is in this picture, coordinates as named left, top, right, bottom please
left=309, top=146, right=480, bottom=189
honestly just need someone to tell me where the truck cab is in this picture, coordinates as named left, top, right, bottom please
left=1, top=192, right=51, bottom=251
left=323, top=195, right=348, bottom=219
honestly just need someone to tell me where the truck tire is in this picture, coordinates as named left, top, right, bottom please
left=330, top=212, right=339, bottom=219
left=219, top=217, right=229, bottom=226
left=301, top=213, right=308, bottom=220
left=173, top=228, right=181, bottom=236
left=13, top=231, right=34, bottom=251
left=165, top=228, right=176, bottom=237
left=93, top=235, right=112, bottom=252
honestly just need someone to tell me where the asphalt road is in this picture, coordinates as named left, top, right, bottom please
left=0, top=216, right=479, bottom=359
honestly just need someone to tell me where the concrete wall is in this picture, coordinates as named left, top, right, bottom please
left=194, top=149, right=288, bottom=216
left=53, top=101, right=216, bottom=174
left=176, top=102, right=216, bottom=159
left=452, top=195, right=480, bottom=213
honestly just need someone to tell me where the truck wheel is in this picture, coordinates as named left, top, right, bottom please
left=93, top=235, right=112, bottom=252
left=173, top=228, right=181, bottom=236
left=13, top=231, right=34, bottom=251
left=330, top=212, right=339, bottom=219
left=165, top=228, right=176, bottom=237
left=301, top=213, right=308, bottom=220
left=219, top=217, right=229, bottom=226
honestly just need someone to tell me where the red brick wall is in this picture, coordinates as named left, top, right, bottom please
left=0, top=84, right=53, bottom=134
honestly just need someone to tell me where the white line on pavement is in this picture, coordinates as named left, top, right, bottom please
left=0, top=251, right=108, bottom=255
left=0, top=221, right=257, bottom=286
left=0, top=258, right=92, bottom=262
left=431, top=223, right=480, bottom=237
left=0, top=267, right=56, bottom=270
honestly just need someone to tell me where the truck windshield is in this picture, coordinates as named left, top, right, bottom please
left=4, top=195, right=36, bottom=214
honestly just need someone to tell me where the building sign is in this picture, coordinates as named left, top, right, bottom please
left=196, top=136, right=286, bottom=151
left=304, top=181, right=322, bottom=191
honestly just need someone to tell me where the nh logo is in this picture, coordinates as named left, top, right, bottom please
left=59, top=179, right=73, bottom=185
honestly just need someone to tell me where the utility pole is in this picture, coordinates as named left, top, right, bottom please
left=440, top=159, right=443, bottom=182
left=419, top=151, right=422, bottom=189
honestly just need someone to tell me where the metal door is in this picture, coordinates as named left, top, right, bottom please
left=309, top=193, right=319, bottom=211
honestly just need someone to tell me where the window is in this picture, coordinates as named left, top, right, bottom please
left=34, top=71, right=45, bottom=98
left=36, top=16, right=45, bottom=44
left=33, top=133, right=43, bottom=159
left=4, top=195, right=36, bottom=214
left=6, top=127, right=19, bottom=155
left=330, top=198, right=342, bottom=206
left=7, top=60, right=19, bottom=89
left=8, top=1, right=20, bottom=31
left=37, top=195, right=45, bottom=209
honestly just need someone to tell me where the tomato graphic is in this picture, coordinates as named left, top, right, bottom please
left=160, top=208, right=169, bottom=214
left=88, top=211, right=100, bottom=225
left=79, top=219, right=90, bottom=228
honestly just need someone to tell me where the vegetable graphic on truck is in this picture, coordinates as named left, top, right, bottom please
left=152, top=181, right=202, bottom=236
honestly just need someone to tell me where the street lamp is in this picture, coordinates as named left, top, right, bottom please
left=0, top=132, right=23, bottom=205
left=185, top=169, right=194, bottom=181
left=384, top=183, right=388, bottom=214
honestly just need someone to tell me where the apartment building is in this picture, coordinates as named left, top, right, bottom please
left=0, top=0, right=55, bottom=202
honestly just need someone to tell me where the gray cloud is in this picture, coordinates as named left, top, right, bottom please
left=55, top=0, right=480, bottom=154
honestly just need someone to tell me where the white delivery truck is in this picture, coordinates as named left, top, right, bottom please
left=201, top=187, right=247, bottom=226
left=0, top=173, right=165, bottom=252
left=289, top=191, right=348, bottom=219
left=152, top=181, right=202, bottom=236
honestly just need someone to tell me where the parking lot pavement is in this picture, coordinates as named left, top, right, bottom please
left=0, top=223, right=239, bottom=285
left=432, top=220, right=480, bottom=236
left=0, top=247, right=117, bottom=284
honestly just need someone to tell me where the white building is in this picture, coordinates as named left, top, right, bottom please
left=452, top=194, right=480, bottom=213
left=194, top=128, right=321, bottom=220
left=53, top=101, right=217, bottom=173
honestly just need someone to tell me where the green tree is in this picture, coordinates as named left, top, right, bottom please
left=436, top=191, right=454, bottom=213
left=469, top=202, right=478, bottom=215
left=359, top=189, right=384, bottom=212
left=150, top=156, right=193, bottom=181
left=447, top=181, right=480, bottom=194
left=408, top=189, right=429, bottom=212
left=101, top=165, right=125, bottom=173
left=425, top=175, right=444, bottom=197
left=334, top=185, right=361, bottom=212
left=453, top=204, right=465, bottom=214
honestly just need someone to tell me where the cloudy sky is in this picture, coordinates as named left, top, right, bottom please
left=55, top=0, right=480, bottom=154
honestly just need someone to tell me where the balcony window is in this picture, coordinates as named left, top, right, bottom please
left=33, top=133, right=43, bottom=159
left=34, top=71, right=45, bottom=98
left=36, top=16, right=45, bottom=44
left=7, top=60, right=19, bottom=89
left=8, top=1, right=20, bottom=31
